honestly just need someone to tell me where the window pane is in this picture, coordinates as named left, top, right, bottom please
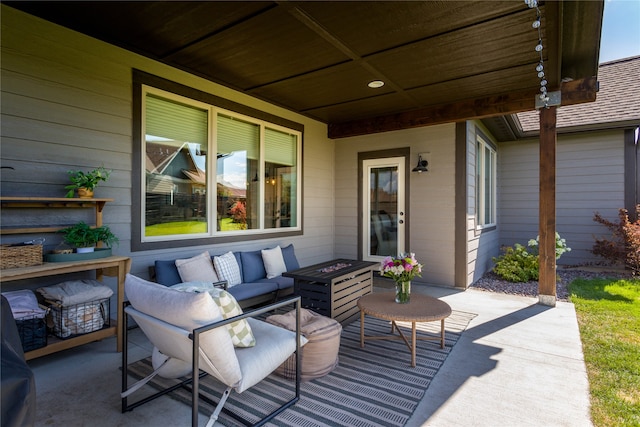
left=476, top=141, right=482, bottom=222
left=484, top=146, right=492, bottom=223
left=369, top=166, right=398, bottom=256
left=264, top=128, right=297, bottom=229
left=144, top=95, right=208, bottom=237
left=217, top=115, right=259, bottom=231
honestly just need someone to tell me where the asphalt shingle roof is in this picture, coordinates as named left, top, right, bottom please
left=517, top=55, right=640, bottom=133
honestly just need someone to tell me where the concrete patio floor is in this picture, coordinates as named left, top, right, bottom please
left=27, top=283, right=592, bottom=427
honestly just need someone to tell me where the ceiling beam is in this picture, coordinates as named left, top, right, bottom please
left=328, top=76, right=597, bottom=139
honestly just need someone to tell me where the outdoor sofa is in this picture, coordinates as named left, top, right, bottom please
left=151, top=244, right=299, bottom=309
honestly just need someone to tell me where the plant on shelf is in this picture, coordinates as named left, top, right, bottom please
left=58, top=221, right=118, bottom=252
left=64, top=166, right=111, bottom=198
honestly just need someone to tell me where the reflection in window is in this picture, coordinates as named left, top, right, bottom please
left=144, top=94, right=208, bottom=237
left=265, top=128, right=297, bottom=229
left=141, top=88, right=301, bottom=242
left=370, top=166, right=398, bottom=256
left=217, top=115, right=258, bottom=231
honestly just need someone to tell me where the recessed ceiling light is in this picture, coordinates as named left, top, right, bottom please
left=368, top=80, right=385, bottom=88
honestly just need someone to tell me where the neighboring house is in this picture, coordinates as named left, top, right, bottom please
left=498, top=56, right=640, bottom=268
left=1, top=5, right=632, bottom=297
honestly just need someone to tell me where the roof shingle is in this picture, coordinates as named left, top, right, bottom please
left=517, top=55, right=640, bottom=133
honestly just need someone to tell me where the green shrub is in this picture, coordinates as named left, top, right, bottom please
left=492, top=233, right=571, bottom=282
left=527, top=232, right=572, bottom=259
left=492, top=243, right=540, bottom=282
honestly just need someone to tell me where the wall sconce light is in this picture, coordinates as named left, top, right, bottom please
left=412, top=154, right=428, bottom=173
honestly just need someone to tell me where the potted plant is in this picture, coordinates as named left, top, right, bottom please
left=58, top=221, right=118, bottom=253
left=65, top=166, right=111, bottom=198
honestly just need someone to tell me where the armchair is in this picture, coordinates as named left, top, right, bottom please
left=121, top=274, right=305, bottom=427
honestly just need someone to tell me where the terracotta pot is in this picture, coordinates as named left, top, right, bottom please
left=77, top=188, right=94, bottom=198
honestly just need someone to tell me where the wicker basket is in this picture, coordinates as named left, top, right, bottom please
left=0, top=244, right=43, bottom=270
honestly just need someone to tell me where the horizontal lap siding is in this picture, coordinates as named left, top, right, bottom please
left=466, top=122, right=500, bottom=286
left=334, top=125, right=457, bottom=287
left=1, top=6, right=334, bottom=281
left=498, top=131, right=625, bottom=265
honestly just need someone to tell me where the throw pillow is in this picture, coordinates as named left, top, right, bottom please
left=175, top=251, right=219, bottom=283
left=262, top=246, right=287, bottom=279
left=209, top=288, right=256, bottom=348
left=213, top=251, right=242, bottom=287
left=170, top=282, right=256, bottom=348
left=281, top=244, right=300, bottom=271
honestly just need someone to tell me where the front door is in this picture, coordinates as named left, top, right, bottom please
left=362, top=157, right=406, bottom=261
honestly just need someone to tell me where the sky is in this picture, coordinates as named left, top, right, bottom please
left=599, top=0, right=640, bottom=63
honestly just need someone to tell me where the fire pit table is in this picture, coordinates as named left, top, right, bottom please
left=283, top=259, right=377, bottom=324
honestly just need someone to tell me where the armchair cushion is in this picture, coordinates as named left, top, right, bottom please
left=234, top=318, right=305, bottom=393
left=124, top=274, right=241, bottom=385
left=213, top=252, right=242, bottom=287
left=175, top=252, right=219, bottom=283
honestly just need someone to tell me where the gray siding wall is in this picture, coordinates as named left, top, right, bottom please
left=498, top=129, right=626, bottom=265
left=334, top=124, right=457, bottom=288
left=466, top=122, right=500, bottom=286
left=0, top=6, right=335, bottom=296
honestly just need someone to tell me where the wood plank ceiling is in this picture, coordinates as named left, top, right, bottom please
left=6, top=1, right=603, bottom=139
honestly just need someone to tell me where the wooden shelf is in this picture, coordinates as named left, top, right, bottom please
left=1, top=256, right=131, bottom=358
left=1, top=197, right=129, bottom=359
left=25, top=323, right=117, bottom=361
left=0, top=197, right=114, bottom=235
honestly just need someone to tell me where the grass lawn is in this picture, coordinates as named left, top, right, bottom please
left=569, top=277, right=640, bottom=427
left=145, top=218, right=245, bottom=236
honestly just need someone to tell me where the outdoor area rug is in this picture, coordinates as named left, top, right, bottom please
left=127, top=309, right=476, bottom=427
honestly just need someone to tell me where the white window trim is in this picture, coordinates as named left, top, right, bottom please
left=141, top=86, right=302, bottom=243
left=476, top=132, right=496, bottom=229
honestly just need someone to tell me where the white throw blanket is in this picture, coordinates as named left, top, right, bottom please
left=1, top=289, right=47, bottom=320
left=37, top=280, right=113, bottom=306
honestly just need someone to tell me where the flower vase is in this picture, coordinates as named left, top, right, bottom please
left=395, top=280, right=411, bottom=304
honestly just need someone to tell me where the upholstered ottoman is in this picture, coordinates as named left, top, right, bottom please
left=266, top=308, right=341, bottom=381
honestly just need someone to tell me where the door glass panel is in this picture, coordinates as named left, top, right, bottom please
left=370, top=166, right=398, bottom=257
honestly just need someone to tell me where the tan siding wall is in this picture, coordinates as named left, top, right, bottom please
left=499, top=130, right=625, bottom=265
left=334, top=125, right=457, bottom=287
left=0, top=6, right=334, bottom=280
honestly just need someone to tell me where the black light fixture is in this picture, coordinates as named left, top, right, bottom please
left=412, top=154, right=428, bottom=173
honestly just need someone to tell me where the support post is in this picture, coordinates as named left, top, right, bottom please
left=538, top=106, right=557, bottom=306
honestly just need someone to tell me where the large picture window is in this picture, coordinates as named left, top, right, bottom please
left=135, top=79, right=302, bottom=249
left=476, top=132, right=496, bottom=228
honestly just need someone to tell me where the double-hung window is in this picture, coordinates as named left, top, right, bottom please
left=475, top=132, right=496, bottom=228
left=135, top=79, right=302, bottom=250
